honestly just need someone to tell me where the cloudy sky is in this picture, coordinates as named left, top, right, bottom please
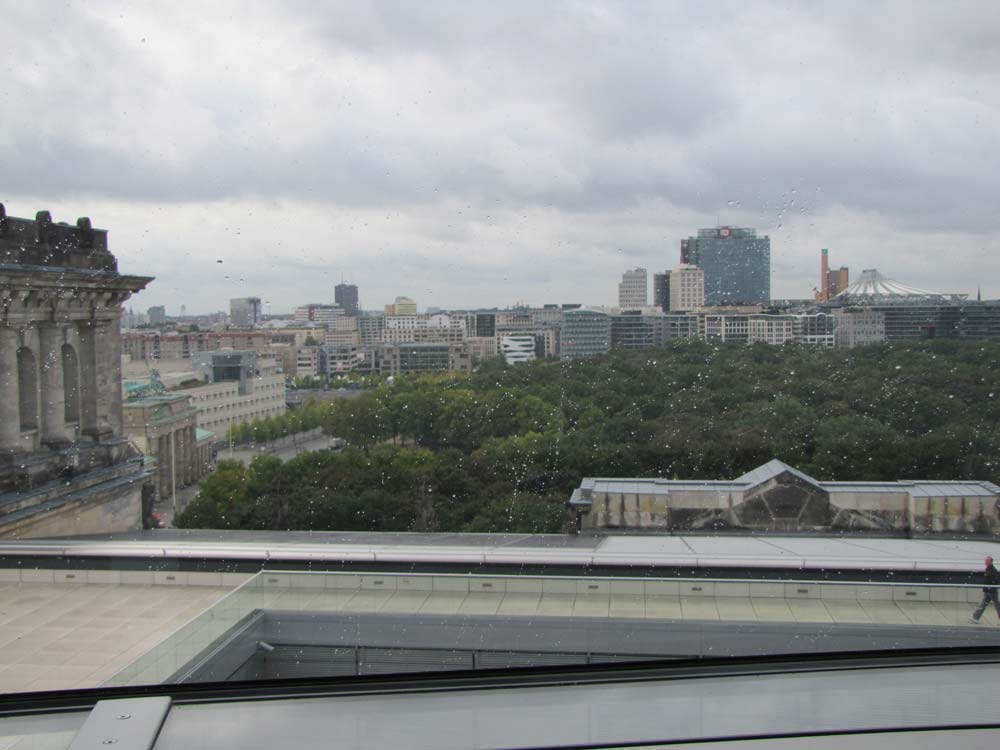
left=3, top=1, right=999, bottom=313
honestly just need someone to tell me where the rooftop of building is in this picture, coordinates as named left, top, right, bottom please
left=6, top=528, right=1000, bottom=575
left=1, top=554, right=999, bottom=695
left=571, top=459, right=1000, bottom=503
left=835, top=268, right=968, bottom=305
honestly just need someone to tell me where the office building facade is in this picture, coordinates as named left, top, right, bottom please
left=618, top=267, right=648, bottom=309
left=379, top=342, right=471, bottom=376
left=668, top=264, right=705, bottom=311
left=611, top=311, right=658, bottom=350
left=293, top=304, right=341, bottom=327
left=561, top=309, right=611, bottom=361
left=186, top=351, right=286, bottom=438
left=652, top=272, right=671, bottom=312
left=229, top=297, right=263, bottom=328
left=681, top=226, right=771, bottom=305
left=833, top=308, right=886, bottom=347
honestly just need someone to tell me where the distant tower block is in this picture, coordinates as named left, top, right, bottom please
left=820, top=249, right=830, bottom=301
left=816, top=249, right=849, bottom=302
left=618, top=268, right=648, bottom=309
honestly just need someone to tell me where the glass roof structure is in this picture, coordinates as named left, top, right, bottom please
left=572, top=459, right=1000, bottom=504
left=834, top=268, right=968, bottom=305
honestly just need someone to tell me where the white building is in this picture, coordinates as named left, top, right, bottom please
left=833, top=308, right=887, bottom=348
left=669, top=264, right=705, bottom=311
left=618, top=268, right=648, bottom=309
left=500, top=334, right=537, bottom=364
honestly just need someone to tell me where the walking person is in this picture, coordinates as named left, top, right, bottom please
left=972, top=556, right=1000, bottom=623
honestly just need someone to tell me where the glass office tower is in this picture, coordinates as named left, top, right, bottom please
left=681, top=226, right=771, bottom=305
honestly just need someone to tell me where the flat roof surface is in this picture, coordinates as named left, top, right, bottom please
left=0, top=580, right=233, bottom=693
left=2, top=563, right=1000, bottom=695
left=11, top=531, right=1000, bottom=572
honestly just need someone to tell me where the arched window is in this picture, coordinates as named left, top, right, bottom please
left=17, top=347, right=38, bottom=430
left=62, top=344, right=80, bottom=424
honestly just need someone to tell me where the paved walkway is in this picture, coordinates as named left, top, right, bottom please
left=0, top=583, right=231, bottom=693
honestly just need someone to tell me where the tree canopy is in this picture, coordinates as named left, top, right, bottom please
left=178, top=340, right=1000, bottom=534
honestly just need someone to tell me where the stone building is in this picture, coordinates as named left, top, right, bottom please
left=122, top=393, right=213, bottom=508
left=570, top=459, right=1000, bottom=536
left=0, top=206, right=152, bottom=537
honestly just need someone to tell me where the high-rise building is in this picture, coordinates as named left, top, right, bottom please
left=816, top=249, right=850, bottom=301
left=147, top=305, right=166, bottom=325
left=618, top=268, right=648, bottom=309
left=653, top=272, right=671, bottom=312
left=335, top=282, right=360, bottom=316
left=681, top=226, right=771, bottom=305
left=668, top=264, right=705, bottom=311
left=229, top=297, right=262, bottom=327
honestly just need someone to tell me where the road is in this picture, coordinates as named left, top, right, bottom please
left=223, top=434, right=344, bottom=464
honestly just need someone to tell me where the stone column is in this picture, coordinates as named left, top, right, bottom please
left=176, top=426, right=187, bottom=486
left=38, top=324, right=70, bottom=447
left=186, top=425, right=196, bottom=484
left=76, top=322, right=101, bottom=440
left=157, top=434, right=169, bottom=501
left=169, top=429, right=178, bottom=512
left=102, top=318, right=124, bottom=437
left=0, top=328, right=20, bottom=450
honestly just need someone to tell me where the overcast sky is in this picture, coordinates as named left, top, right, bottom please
left=3, top=1, right=999, bottom=313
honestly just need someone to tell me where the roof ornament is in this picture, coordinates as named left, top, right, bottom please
left=76, top=217, right=94, bottom=249
left=35, top=210, right=52, bottom=244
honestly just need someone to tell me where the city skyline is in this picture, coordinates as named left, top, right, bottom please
left=4, top=2, right=999, bottom=311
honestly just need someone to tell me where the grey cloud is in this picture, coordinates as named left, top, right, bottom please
left=2, top=0, right=999, bottom=306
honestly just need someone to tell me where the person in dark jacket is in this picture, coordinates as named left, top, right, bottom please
left=972, top=556, right=1000, bottom=623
